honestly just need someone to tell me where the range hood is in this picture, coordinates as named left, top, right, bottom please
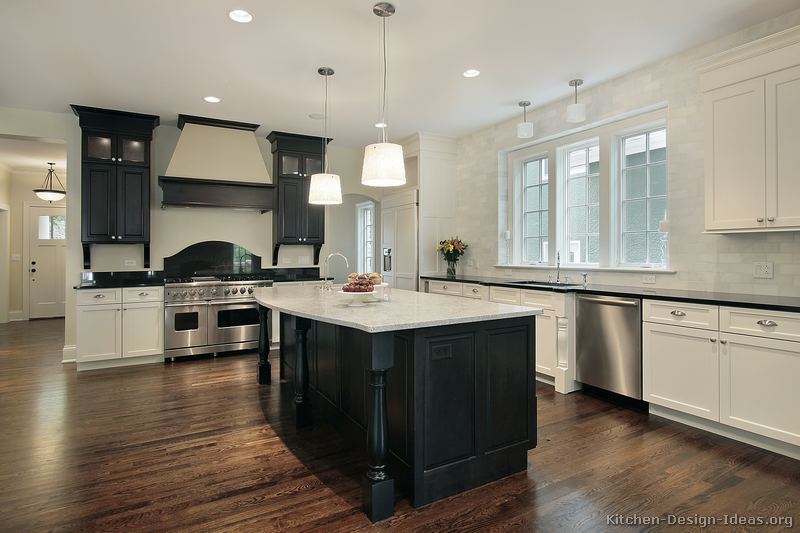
left=159, top=115, right=275, bottom=212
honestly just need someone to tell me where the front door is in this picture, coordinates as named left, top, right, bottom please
left=29, top=205, right=67, bottom=318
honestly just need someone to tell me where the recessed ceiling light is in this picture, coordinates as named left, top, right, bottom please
left=463, top=69, right=481, bottom=78
left=375, top=122, right=387, bottom=128
left=308, top=113, right=325, bottom=120
left=204, top=96, right=221, bottom=103
left=228, top=9, right=253, bottom=23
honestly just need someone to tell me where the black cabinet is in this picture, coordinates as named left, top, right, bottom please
left=267, top=131, right=330, bottom=265
left=72, top=105, right=159, bottom=268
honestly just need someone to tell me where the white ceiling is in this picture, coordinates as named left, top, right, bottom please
left=0, top=137, right=67, bottom=172
left=0, top=0, right=797, bottom=146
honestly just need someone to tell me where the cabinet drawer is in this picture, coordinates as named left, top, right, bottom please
left=123, top=286, right=163, bottom=303
left=462, top=283, right=487, bottom=300
left=489, top=286, right=521, bottom=305
left=428, top=281, right=463, bottom=297
left=77, top=288, right=121, bottom=306
left=643, top=300, right=719, bottom=330
left=720, top=307, right=800, bottom=342
left=521, top=289, right=565, bottom=313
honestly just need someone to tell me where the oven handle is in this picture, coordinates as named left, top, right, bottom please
left=165, top=302, right=209, bottom=308
left=208, top=300, right=258, bottom=306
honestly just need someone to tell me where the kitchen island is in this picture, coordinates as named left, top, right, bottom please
left=254, top=285, right=541, bottom=522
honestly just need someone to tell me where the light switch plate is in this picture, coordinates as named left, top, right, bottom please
left=753, top=262, right=773, bottom=279
left=124, top=259, right=136, bottom=267
left=11, top=253, right=21, bottom=261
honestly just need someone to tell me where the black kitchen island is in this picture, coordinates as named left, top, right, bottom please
left=254, top=285, right=541, bottom=522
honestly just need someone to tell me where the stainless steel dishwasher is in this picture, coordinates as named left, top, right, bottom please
left=575, top=294, right=642, bottom=399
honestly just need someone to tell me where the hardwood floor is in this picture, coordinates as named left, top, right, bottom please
left=1, top=318, right=798, bottom=532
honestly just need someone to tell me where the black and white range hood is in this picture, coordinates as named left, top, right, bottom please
left=158, top=115, right=276, bottom=212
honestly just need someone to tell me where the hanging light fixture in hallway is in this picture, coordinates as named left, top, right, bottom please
left=361, top=2, right=406, bottom=187
left=308, top=67, right=342, bottom=205
left=33, top=162, right=66, bottom=202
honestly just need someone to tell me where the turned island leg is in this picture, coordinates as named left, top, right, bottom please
left=363, top=332, right=395, bottom=522
left=294, top=317, right=312, bottom=428
left=257, top=306, right=271, bottom=384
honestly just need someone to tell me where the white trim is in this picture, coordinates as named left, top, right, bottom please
left=77, top=354, right=164, bottom=372
left=23, top=202, right=66, bottom=320
left=650, top=404, right=800, bottom=461
left=8, top=310, right=25, bottom=321
left=62, top=344, right=76, bottom=363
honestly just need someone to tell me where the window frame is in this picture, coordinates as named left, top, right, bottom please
left=519, top=155, right=550, bottom=264
left=356, top=200, right=376, bottom=273
left=557, top=138, right=601, bottom=266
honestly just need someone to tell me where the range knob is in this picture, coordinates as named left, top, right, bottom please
left=181, top=291, right=188, bottom=298
left=247, top=287, right=254, bottom=294
left=239, top=287, right=246, bottom=294
left=198, top=289, right=205, bottom=296
left=224, top=288, right=230, bottom=295
left=210, top=288, right=218, bottom=295
left=189, top=289, right=196, bottom=296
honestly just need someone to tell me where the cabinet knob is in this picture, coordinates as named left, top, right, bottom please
left=111, top=157, right=116, bottom=162
left=709, top=338, right=717, bottom=343
left=720, top=339, right=728, bottom=345
left=111, top=236, right=116, bottom=240
left=472, top=288, right=479, bottom=293
left=767, top=217, right=775, bottom=222
left=118, top=235, right=122, bottom=239
left=443, top=285, right=448, bottom=290
left=757, top=217, right=764, bottom=223
left=757, top=319, right=778, bottom=327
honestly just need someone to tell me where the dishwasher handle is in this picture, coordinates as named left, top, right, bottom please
left=577, top=295, right=639, bottom=307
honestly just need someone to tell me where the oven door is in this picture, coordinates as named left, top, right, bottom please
left=208, top=301, right=260, bottom=345
left=165, top=303, right=209, bottom=350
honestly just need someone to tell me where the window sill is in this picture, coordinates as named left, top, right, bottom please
left=495, top=264, right=676, bottom=274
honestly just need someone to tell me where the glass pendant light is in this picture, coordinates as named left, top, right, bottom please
left=33, top=162, right=66, bottom=202
left=516, top=100, right=534, bottom=139
left=567, top=78, right=586, bottom=123
left=361, top=2, right=406, bottom=187
left=309, top=67, right=342, bottom=205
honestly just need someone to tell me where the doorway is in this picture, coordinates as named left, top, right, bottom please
left=27, top=204, right=66, bottom=318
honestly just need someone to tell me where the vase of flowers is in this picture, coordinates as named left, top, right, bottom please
left=437, top=237, right=468, bottom=278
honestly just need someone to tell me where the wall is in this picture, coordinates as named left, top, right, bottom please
left=326, top=193, right=380, bottom=283
left=455, top=9, right=800, bottom=296
left=0, top=163, right=9, bottom=323
left=7, top=168, right=67, bottom=316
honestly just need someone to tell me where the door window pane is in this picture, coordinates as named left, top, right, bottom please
left=38, top=215, right=66, bottom=240
left=620, top=128, right=668, bottom=265
left=522, top=157, right=549, bottom=263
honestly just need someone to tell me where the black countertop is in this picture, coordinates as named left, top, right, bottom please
left=75, top=269, right=330, bottom=290
left=420, top=274, right=800, bottom=313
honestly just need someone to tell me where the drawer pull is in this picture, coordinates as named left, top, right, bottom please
left=442, top=285, right=448, bottom=290
left=139, top=292, right=149, bottom=296
left=670, top=310, right=686, bottom=317
left=710, top=338, right=717, bottom=343
left=472, top=288, right=479, bottom=293
left=94, top=294, right=105, bottom=299
left=720, top=340, right=728, bottom=345
left=757, top=319, right=778, bottom=327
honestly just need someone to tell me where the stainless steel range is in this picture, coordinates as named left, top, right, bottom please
left=164, top=275, right=273, bottom=358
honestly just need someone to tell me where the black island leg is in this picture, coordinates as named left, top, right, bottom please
left=257, top=306, right=271, bottom=384
left=363, top=332, right=395, bottom=522
left=294, top=317, right=312, bottom=428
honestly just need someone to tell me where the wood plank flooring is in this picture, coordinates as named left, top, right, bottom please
left=0, top=318, right=798, bottom=531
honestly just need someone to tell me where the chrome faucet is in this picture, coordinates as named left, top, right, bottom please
left=556, top=252, right=561, bottom=283
left=323, top=252, right=349, bottom=292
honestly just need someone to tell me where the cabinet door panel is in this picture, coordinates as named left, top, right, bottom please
left=302, top=178, right=325, bottom=243
left=720, top=333, right=800, bottom=445
left=766, top=65, right=800, bottom=228
left=82, top=163, right=116, bottom=241
left=535, top=311, right=557, bottom=377
left=278, top=178, right=303, bottom=242
left=704, top=79, right=766, bottom=231
left=117, top=166, right=149, bottom=241
left=122, top=303, right=163, bottom=357
left=77, top=304, right=122, bottom=362
left=643, top=322, right=719, bottom=421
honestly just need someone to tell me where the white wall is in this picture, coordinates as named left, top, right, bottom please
left=0, top=163, right=10, bottom=323
left=326, top=193, right=380, bottom=283
left=455, top=10, right=800, bottom=296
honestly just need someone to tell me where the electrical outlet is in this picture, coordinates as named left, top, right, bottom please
left=642, top=274, right=656, bottom=284
left=753, top=262, right=774, bottom=279
left=124, top=259, right=136, bottom=267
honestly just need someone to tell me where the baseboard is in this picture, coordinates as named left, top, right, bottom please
left=8, top=311, right=25, bottom=321
left=535, top=372, right=555, bottom=386
left=77, top=354, right=164, bottom=372
left=62, top=345, right=77, bottom=363
left=650, top=405, right=800, bottom=461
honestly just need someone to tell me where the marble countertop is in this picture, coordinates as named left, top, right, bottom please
left=253, top=285, right=542, bottom=333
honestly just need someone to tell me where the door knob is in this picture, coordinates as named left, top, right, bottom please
left=30, top=268, right=36, bottom=273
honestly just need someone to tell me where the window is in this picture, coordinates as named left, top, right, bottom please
left=356, top=201, right=375, bottom=273
left=522, top=157, right=548, bottom=263
left=620, top=128, right=667, bottom=266
left=564, top=143, right=600, bottom=264
left=37, top=215, right=65, bottom=240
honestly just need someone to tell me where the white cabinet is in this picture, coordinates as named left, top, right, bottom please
left=428, top=280, right=463, bottom=297
left=462, top=283, right=487, bottom=300
left=720, top=332, right=800, bottom=446
left=489, top=286, right=521, bottom=305
left=701, top=28, right=800, bottom=233
left=77, top=303, right=122, bottom=362
left=643, top=322, right=720, bottom=421
left=535, top=310, right=558, bottom=376
left=643, top=300, right=719, bottom=330
left=122, top=302, right=164, bottom=358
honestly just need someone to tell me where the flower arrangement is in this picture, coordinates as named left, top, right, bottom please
left=437, top=237, right=468, bottom=277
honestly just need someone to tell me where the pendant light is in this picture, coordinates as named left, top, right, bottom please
left=516, top=100, right=534, bottom=139
left=308, top=67, right=342, bottom=205
left=33, top=162, right=66, bottom=202
left=361, top=2, right=406, bottom=187
left=567, top=79, right=586, bottom=123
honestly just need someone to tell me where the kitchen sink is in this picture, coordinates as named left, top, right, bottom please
left=510, top=280, right=584, bottom=287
